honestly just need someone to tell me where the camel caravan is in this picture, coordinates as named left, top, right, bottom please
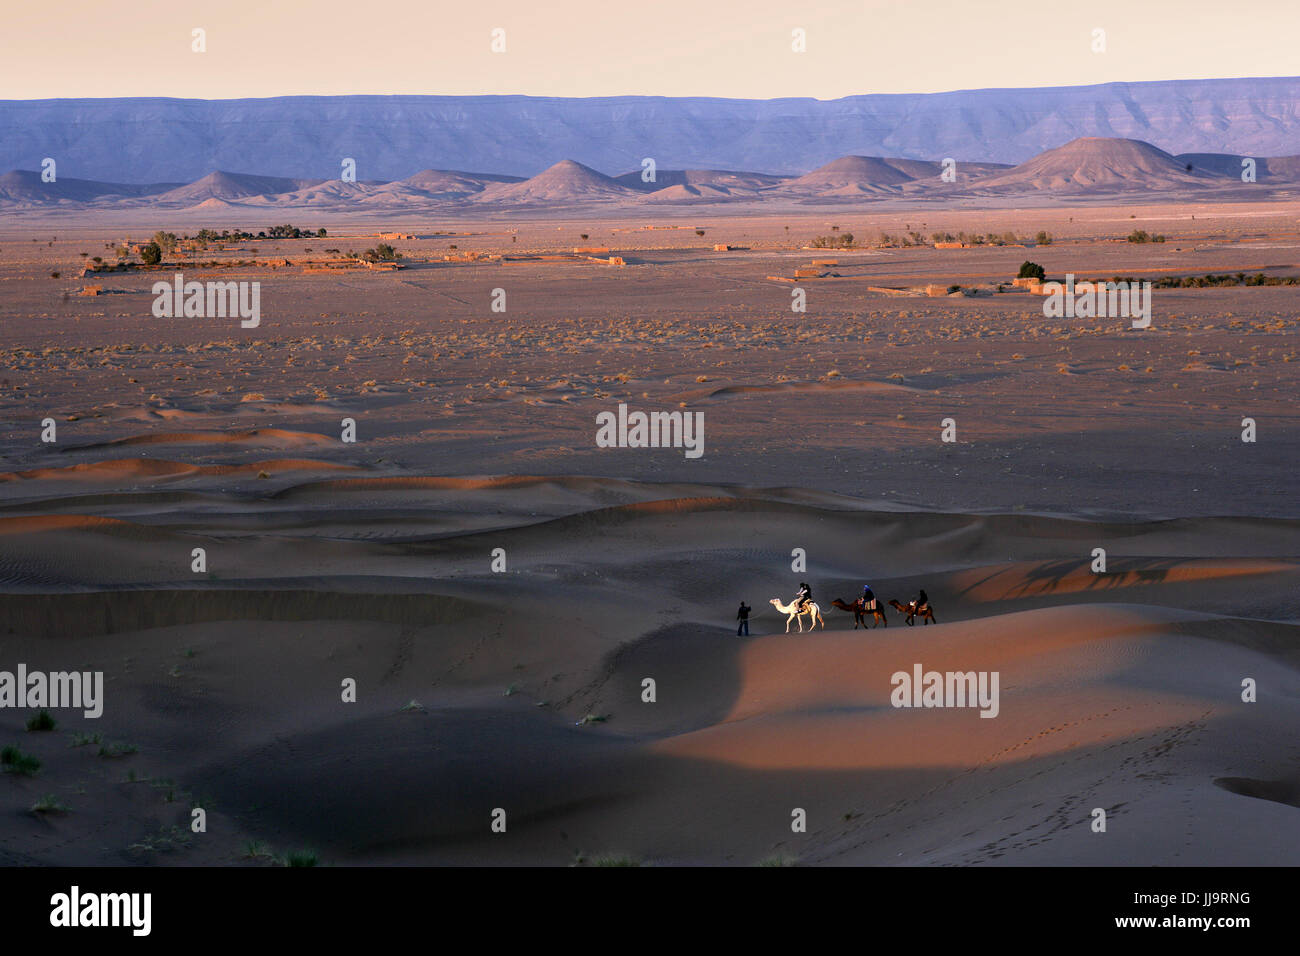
left=765, top=582, right=936, bottom=633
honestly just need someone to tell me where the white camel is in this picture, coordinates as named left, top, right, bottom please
left=769, top=597, right=825, bottom=633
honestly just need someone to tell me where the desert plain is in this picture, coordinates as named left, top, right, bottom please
left=0, top=195, right=1297, bottom=866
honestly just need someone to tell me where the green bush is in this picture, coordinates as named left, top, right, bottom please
left=1018, top=261, right=1046, bottom=280
left=26, top=709, right=56, bottom=732
left=811, top=233, right=855, bottom=249
left=1, top=745, right=41, bottom=776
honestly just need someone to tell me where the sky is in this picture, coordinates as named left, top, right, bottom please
left=1, top=0, right=1296, bottom=100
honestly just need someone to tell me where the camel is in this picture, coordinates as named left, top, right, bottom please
left=830, top=597, right=888, bottom=629
left=769, top=597, right=825, bottom=633
left=889, top=599, right=936, bottom=626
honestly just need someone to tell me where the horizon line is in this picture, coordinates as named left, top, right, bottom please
left=4, top=74, right=1299, bottom=105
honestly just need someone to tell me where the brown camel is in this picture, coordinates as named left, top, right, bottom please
left=830, top=597, right=888, bottom=629
left=889, top=598, right=936, bottom=626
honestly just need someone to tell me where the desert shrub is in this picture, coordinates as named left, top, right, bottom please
left=1018, top=261, right=1046, bottom=280
left=25, top=709, right=56, bottom=732
left=31, top=790, right=70, bottom=816
left=30, top=794, right=69, bottom=814
left=139, top=242, right=162, bottom=265
left=811, top=233, right=855, bottom=249
left=1, top=745, right=40, bottom=776
left=1114, top=271, right=1300, bottom=289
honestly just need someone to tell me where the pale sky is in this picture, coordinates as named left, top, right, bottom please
left=2, top=0, right=1296, bottom=100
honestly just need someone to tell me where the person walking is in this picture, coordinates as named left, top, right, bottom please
left=736, top=601, right=751, bottom=636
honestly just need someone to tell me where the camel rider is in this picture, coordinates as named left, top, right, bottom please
left=861, top=584, right=876, bottom=610
left=795, top=582, right=812, bottom=613
left=917, top=588, right=929, bottom=610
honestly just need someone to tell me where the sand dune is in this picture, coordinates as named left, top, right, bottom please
left=948, top=557, right=1296, bottom=603
left=690, top=378, right=922, bottom=401
left=3, top=473, right=1295, bottom=865
left=1, top=203, right=1296, bottom=868
left=67, top=428, right=337, bottom=450
left=2, top=470, right=1289, bottom=868
left=0, top=457, right=358, bottom=483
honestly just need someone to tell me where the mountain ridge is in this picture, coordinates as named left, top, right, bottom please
left=4, top=77, right=1299, bottom=182
left=4, top=138, right=1299, bottom=210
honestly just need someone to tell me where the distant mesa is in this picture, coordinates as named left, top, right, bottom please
left=402, top=168, right=525, bottom=198
left=783, top=155, right=930, bottom=193
left=189, top=196, right=245, bottom=211
left=639, top=182, right=736, bottom=203
left=154, top=170, right=322, bottom=204
left=616, top=168, right=789, bottom=196
left=772, top=155, right=1011, bottom=198
left=6, top=77, right=1297, bottom=181
left=0, top=136, right=1294, bottom=211
left=476, top=160, right=637, bottom=203
left=1176, top=152, right=1300, bottom=181
left=968, top=137, right=1218, bottom=193
left=0, top=169, right=179, bottom=204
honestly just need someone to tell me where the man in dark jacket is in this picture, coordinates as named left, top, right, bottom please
left=795, top=582, right=812, bottom=613
left=736, top=601, right=751, bottom=636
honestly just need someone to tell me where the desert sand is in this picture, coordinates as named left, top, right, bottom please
left=0, top=197, right=1296, bottom=866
